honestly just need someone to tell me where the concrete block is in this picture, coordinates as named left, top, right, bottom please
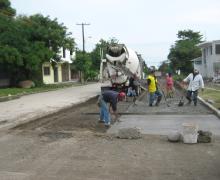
left=117, top=127, right=142, bottom=139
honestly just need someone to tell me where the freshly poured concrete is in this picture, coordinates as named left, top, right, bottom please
left=108, top=114, right=220, bottom=136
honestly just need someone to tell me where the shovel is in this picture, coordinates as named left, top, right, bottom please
left=161, top=88, right=170, bottom=107
left=178, top=96, right=184, bottom=106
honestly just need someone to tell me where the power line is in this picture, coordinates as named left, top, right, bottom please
left=76, top=23, right=90, bottom=52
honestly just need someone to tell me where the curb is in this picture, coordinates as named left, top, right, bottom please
left=175, top=81, right=220, bottom=119
left=0, top=95, right=21, bottom=102
left=198, top=96, right=220, bottom=119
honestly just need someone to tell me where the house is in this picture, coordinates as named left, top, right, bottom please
left=192, top=40, right=220, bottom=79
left=191, top=57, right=204, bottom=76
left=0, top=48, right=77, bottom=87
left=42, top=47, right=78, bottom=84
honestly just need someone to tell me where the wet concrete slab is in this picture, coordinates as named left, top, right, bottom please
left=108, top=114, right=220, bottom=136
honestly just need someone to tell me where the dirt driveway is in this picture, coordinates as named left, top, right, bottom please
left=0, top=94, right=220, bottom=180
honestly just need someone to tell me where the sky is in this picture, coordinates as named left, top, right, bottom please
left=10, top=0, right=220, bottom=67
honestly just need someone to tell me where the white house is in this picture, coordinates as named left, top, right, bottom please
left=192, top=40, right=220, bottom=79
left=42, top=47, right=76, bottom=84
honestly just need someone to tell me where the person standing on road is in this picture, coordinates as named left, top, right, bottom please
left=182, top=69, right=204, bottom=106
left=98, top=90, right=126, bottom=127
left=147, top=70, right=162, bottom=106
left=166, top=72, right=174, bottom=98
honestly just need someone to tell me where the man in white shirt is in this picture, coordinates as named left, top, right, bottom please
left=183, top=69, right=204, bottom=106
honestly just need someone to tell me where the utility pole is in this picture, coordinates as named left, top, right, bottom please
left=76, top=23, right=90, bottom=53
left=76, top=23, right=90, bottom=84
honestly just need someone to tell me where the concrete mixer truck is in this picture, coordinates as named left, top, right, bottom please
left=100, top=44, right=144, bottom=95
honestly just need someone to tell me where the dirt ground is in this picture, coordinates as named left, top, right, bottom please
left=13, top=97, right=106, bottom=133
left=1, top=89, right=220, bottom=180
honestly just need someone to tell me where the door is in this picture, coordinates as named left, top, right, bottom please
left=54, top=66, right=58, bottom=82
left=62, top=63, right=70, bottom=82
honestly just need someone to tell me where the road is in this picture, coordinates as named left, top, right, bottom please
left=0, top=82, right=105, bottom=130
left=0, top=84, right=220, bottom=180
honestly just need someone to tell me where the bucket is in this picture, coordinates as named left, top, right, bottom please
left=182, top=123, right=198, bottom=144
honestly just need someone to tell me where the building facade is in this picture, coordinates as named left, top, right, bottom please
left=42, top=47, right=75, bottom=84
left=193, top=40, right=220, bottom=79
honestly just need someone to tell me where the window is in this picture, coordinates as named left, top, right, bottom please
left=209, top=46, right=212, bottom=55
left=70, top=49, right=73, bottom=55
left=203, top=49, right=206, bottom=64
left=63, top=47, right=66, bottom=58
left=195, top=60, right=202, bottom=65
left=215, top=44, right=220, bottom=54
left=43, top=67, right=50, bottom=75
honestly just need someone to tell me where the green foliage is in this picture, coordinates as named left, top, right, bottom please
left=200, top=89, right=220, bottom=109
left=74, top=51, right=87, bottom=71
left=0, top=2, right=75, bottom=86
left=88, top=38, right=120, bottom=80
left=16, top=14, right=75, bottom=60
left=0, top=45, right=22, bottom=65
left=92, top=38, right=119, bottom=63
left=158, top=61, right=171, bottom=74
left=172, top=74, right=185, bottom=82
left=142, top=61, right=149, bottom=75
left=73, top=51, right=94, bottom=82
left=90, top=39, right=109, bottom=70
left=167, top=30, right=203, bottom=75
left=0, top=0, right=16, bottom=17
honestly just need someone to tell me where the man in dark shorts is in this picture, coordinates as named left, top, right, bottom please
left=183, top=69, right=204, bottom=106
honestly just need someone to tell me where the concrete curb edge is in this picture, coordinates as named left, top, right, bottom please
left=175, top=81, right=220, bottom=119
left=198, top=96, right=220, bottom=119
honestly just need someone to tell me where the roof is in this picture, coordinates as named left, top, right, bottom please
left=190, top=57, right=202, bottom=62
left=197, top=40, right=220, bottom=48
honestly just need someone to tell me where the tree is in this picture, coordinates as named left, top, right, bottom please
left=90, top=38, right=119, bottom=73
left=0, top=0, right=16, bottom=17
left=0, top=1, right=19, bottom=84
left=73, top=37, right=119, bottom=83
left=158, top=61, right=170, bottom=74
left=90, top=39, right=109, bottom=71
left=167, top=30, right=203, bottom=74
left=17, top=14, right=75, bottom=60
left=141, top=61, right=149, bottom=76
left=73, top=50, right=94, bottom=83
left=0, top=10, right=75, bottom=85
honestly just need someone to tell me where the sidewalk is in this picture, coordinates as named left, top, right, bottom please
left=0, top=83, right=104, bottom=130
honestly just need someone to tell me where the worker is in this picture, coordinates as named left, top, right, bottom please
left=166, top=72, right=174, bottom=98
left=127, top=75, right=138, bottom=103
left=182, top=69, right=204, bottom=106
left=147, top=69, right=162, bottom=106
left=97, top=90, right=126, bottom=127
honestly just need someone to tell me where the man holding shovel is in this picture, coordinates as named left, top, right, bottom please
left=97, top=90, right=126, bottom=127
left=182, top=69, right=204, bottom=106
left=147, top=69, right=162, bottom=106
